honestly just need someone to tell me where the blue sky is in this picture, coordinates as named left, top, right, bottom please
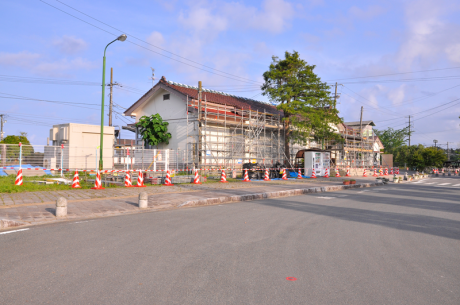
left=1, top=0, right=460, bottom=148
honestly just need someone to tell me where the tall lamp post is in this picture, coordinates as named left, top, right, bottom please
left=99, top=34, right=127, bottom=169
left=433, top=139, right=438, bottom=148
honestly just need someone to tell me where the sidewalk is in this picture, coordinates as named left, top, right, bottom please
left=0, top=177, right=382, bottom=230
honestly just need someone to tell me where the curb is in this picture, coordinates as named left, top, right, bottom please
left=0, top=219, right=25, bottom=229
left=178, top=182, right=383, bottom=207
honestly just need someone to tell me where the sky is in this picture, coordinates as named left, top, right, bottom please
left=1, top=0, right=460, bottom=149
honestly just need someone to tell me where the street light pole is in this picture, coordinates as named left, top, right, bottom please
left=99, top=34, right=127, bottom=170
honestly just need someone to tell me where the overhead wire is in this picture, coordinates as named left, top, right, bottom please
left=40, top=0, right=263, bottom=86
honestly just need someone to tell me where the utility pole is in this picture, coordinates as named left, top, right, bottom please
left=0, top=114, right=5, bottom=141
left=334, top=82, right=338, bottom=108
left=406, top=115, right=412, bottom=146
left=109, top=68, right=113, bottom=127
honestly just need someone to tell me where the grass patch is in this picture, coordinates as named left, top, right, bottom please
left=0, top=174, right=122, bottom=193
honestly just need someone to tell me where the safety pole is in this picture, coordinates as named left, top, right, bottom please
left=18, top=142, right=22, bottom=169
left=60, top=144, right=64, bottom=177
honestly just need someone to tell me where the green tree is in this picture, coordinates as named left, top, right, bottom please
left=374, top=127, right=411, bottom=154
left=0, top=133, right=34, bottom=158
left=393, top=145, right=446, bottom=170
left=261, top=51, right=342, bottom=164
left=136, top=114, right=172, bottom=146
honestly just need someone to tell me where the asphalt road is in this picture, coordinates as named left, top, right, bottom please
left=1, top=177, right=460, bottom=304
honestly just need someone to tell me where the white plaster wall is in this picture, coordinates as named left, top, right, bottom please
left=136, top=89, right=198, bottom=151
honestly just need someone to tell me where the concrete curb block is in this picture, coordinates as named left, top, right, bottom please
left=179, top=182, right=383, bottom=208
left=0, top=219, right=25, bottom=229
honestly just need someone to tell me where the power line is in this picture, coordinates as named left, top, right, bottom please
left=325, top=66, right=460, bottom=82
left=40, top=0, right=263, bottom=86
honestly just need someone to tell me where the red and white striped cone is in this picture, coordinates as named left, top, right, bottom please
left=282, top=168, right=288, bottom=180
left=91, top=169, right=105, bottom=190
left=136, top=170, right=146, bottom=187
left=384, top=168, right=389, bottom=176
left=14, top=168, right=23, bottom=186
left=311, top=168, right=317, bottom=179
left=346, top=168, right=351, bottom=177
left=192, top=169, right=202, bottom=184
left=124, top=172, right=133, bottom=187
left=71, top=170, right=81, bottom=188
left=390, top=168, right=394, bottom=175
left=220, top=169, right=228, bottom=183
left=263, top=168, right=271, bottom=181
left=363, top=168, right=367, bottom=177
left=324, top=168, right=329, bottom=178
left=297, top=168, right=303, bottom=179
left=396, top=168, right=399, bottom=175
left=335, top=167, right=341, bottom=177
left=373, top=168, right=378, bottom=177
left=163, top=170, right=174, bottom=186
left=379, top=168, right=384, bottom=176
left=242, top=169, right=250, bottom=182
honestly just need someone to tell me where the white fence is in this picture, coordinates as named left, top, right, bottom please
left=0, top=144, right=194, bottom=172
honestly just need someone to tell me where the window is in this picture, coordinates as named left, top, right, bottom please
left=163, top=94, right=170, bottom=100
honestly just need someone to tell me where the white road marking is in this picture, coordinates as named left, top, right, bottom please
left=72, top=220, right=94, bottom=224
left=316, top=197, right=335, bottom=199
left=438, top=183, right=451, bottom=186
left=453, top=184, right=460, bottom=187
left=0, top=228, right=29, bottom=235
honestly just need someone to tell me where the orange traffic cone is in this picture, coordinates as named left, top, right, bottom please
left=297, top=168, right=303, bottom=179
left=379, top=167, right=384, bottom=176
left=311, top=168, right=317, bottom=179
left=346, top=168, right=351, bottom=177
left=282, top=168, right=288, bottom=180
left=192, top=169, right=202, bottom=184
left=124, top=171, right=133, bottom=187
left=363, top=168, right=367, bottom=177
left=220, top=169, right=228, bottom=183
left=91, top=169, right=105, bottom=190
left=324, top=168, right=329, bottom=178
left=163, top=170, right=174, bottom=186
left=136, top=170, right=146, bottom=187
left=14, top=168, right=23, bottom=186
left=335, top=167, right=341, bottom=177
left=71, top=170, right=81, bottom=188
left=373, top=168, right=378, bottom=177
left=242, top=169, right=250, bottom=182
left=384, top=168, right=389, bottom=176
left=396, top=168, right=400, bottom=175
left=263, top=168, right=271, bottom=181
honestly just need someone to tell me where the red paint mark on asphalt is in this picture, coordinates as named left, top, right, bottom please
left=286, top=277, right=297, bottom=281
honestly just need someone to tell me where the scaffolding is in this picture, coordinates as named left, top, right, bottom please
left=327, top=124, right=378, bottom=168
left=187, top=98, right=284, bottom=169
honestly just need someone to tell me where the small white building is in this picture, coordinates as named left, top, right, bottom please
left=47, top=123, right=115, bottom=170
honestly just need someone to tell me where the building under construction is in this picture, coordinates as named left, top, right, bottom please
left=123, top=77, right=382, bottom=169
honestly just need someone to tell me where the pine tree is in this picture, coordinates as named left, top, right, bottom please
left=261, top=51, right=342, bottom=164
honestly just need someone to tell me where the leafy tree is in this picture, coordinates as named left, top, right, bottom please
left=393, top=145, right=446, bottom=170
left=261, top=51, right=342, bottom=164
left=136, top=114, right=172, bottom=146
left=374, top=127, right=411, bottom=154
left=0, top=133, right=34, bottom=158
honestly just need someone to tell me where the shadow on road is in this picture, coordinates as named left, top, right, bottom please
left=259, top=191, right=460, bottom=241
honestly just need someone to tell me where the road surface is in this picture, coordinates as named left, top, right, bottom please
left=1, top=176, right=459, bottom=304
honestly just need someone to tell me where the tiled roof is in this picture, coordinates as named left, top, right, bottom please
left=159, top=77, right=282, bottom=115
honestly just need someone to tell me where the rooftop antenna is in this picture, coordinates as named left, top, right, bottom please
left=150, top=67, right=155, bottom=87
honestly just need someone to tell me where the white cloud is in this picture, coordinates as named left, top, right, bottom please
left=0, top=51, right=41, bottom=68
left=146, top=31, right=165, bottom=47
left=445, top=44, right=460, bottom=63
left=0, top=51, right=96, bottom=77
left=349, top=5, right=385, bottom=20
left=53, top=35, right=88, bottom=55
left=387, top=85, right=407, bottom=106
